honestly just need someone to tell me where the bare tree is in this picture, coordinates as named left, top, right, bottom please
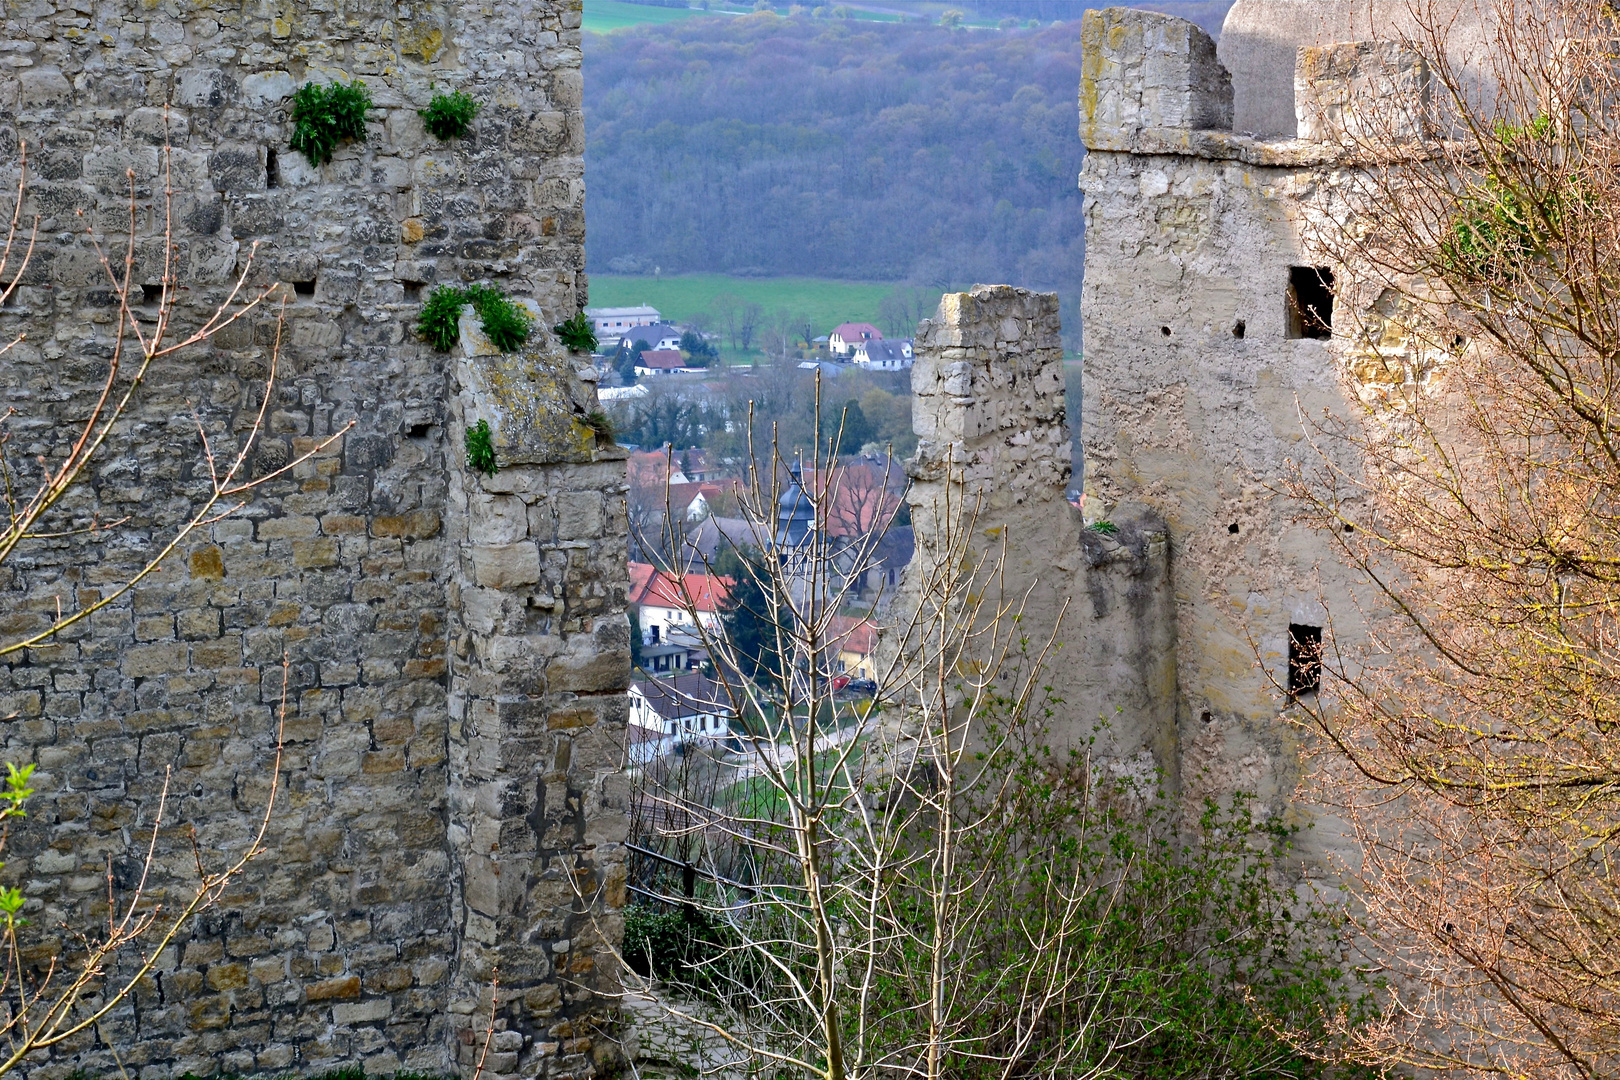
left=612, top=382, right=1367, bottom=1080
left=737, top=302, right=763, bottom=352
left=1285, top=3, right=1620, bottom=1075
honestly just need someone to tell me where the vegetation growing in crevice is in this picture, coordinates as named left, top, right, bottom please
left=289, top=81, right=373, bottom=165
left=554, top=310, right=600, bottom=352
left=464, top=419, right=499, bottom=477
left=419, top=90, right=479, bottom=140
left=417, top=285, right=532, bottom=353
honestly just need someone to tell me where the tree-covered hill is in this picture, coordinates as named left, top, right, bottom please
left=582, top=7, right=1229, bottom=342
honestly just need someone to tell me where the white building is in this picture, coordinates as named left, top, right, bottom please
left=585, top=305, right=661, bottom=337
left=829, top=321, right=882, bottom=358
left=853, top=339, right=913, bottom=370
left=628, top=675, right=738, bottom=756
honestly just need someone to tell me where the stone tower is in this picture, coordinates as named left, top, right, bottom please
left=0, top=2, right=628, bottom=1078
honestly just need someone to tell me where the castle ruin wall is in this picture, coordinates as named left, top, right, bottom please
left=0, top=1, right=627, bottom=1077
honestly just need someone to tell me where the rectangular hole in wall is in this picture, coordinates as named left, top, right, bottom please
left=406, top=422, right=433, bottom=439
left=266, top=148, right=280, bottom=189
left=141, top=283, right=164, bottom=306
left=1287, top=623, right=1323, bottom=697
left=1286, top=266, right=1334, bottom=340
left=402, top=280, right=424, bottom=299
left=293, top=278, right=316, bottom=296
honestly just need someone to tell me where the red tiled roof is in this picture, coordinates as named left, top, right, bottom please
left=829, top=615, right=877, bottom=656
left=629, top=562, right=732, bottom=613
left=639, top=350, right=684, bottom=368
left=831, top=322, right=882, bottom=343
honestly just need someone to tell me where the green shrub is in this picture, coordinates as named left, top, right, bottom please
left=622, top=904, right=737, bottom=987
left=464, top=285, right=532, bottom=352
left=464, top=419, right=498, bottom=477
left=553, top=310, right=600, bottom=353
left=288, top=81, right=372, bottom=166
left=417, top=285, right=467, bottom=351
left=420, top=90, right=480, bottom=141
left=417, top=285, right=531, bottom=353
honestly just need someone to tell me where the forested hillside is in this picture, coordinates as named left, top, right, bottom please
left=582, top=7, right=1230, bottom=340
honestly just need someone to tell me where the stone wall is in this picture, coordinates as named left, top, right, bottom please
left=901, top=284, right=1179, bottom=782
left=0, top=1, right=627, bottom=1077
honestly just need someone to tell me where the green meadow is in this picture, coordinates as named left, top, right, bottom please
left=587, top=273, right=898, bottom=336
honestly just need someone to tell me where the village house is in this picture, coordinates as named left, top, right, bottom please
left=635, top=349, right=689, bottom=376
left=829, top=615, right=877, bottom=680
left=629, top=561, right=731, bottom=647
left=629, top=674, right=738, bottom=745
left=585, top=304, right=662, bottom=336
left=853, top=339, right=913, bottom=370
left=829, top=321, right=883, bottom=358
left=620, top=323, right=684, bottom=351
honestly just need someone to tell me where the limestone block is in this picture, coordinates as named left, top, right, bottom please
left=1080, top=8, right=1233, bottom=152
left=1296, top=41, right=1430, bottom=143
left=470, top=544, right=542, bottom=589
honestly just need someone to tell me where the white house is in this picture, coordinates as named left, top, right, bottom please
left=853, top=339, right=913, bottom=370
left=829, top=322, right=882, bottom=358
left=629, top=562, right=729, bottom=647
left=585, top=305, right=661, bottom=337
left=629, top=675, right=738, bottom=748
left=620, top=323, right=683, bottom=352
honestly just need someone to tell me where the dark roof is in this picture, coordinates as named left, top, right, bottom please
left=635, top=674, right=734, bottom=722
left=860, top=339, right=911, bottom=363
left=638, top=350, right=685, bottom=369
left=622, top=323, right=682, bottom=345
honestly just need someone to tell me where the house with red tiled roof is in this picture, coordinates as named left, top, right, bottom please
left=634, top=349, right=687, bottom=376
left=628, top=561, right=732, bottom=647
left=829, top=322, right=882, bottom=358
left=829, top=615, right=878, bottom=680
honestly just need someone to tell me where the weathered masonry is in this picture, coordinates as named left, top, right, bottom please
left=904, top=3, right=1485, bottom=866
left=0, top=2, right=628, bottom=1078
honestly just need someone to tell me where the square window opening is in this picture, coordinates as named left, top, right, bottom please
left=293, top=278, right=317, bottom=296
left=1286, top=267, right=1335, bottom=340
left=1288, top=623, right=1323, bottom=697
left=140, top=283, right=164, bottom=307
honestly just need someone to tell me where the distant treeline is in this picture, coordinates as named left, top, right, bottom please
left=585, top=14, right=1092, bottom=339
left=582, top=6, right=1233, bottom=346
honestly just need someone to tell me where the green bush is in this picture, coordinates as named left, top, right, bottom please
left=288, top=81, right=372, bottom=166
left=464, top=285, right=532, bottom=353
left=553, top=310, right=600, bottom=353
left=417, top=285, right=467, bottom=351
left=420, top=90, right=479, bottom=141
left=622, top=904, right=737, bottom=989
left=464, top=419, right=498, bottom=477
left=417, top=285, right=531, bottom=353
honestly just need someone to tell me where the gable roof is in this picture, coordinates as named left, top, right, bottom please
left=622, top=323, right=682, bottom=346
left=629, top=561, right=732, bottom=613
left=831, top=322, right=882, bottom=343
left=635, top=674, right=735, bottom=722
left=857, top=339, right=911, bottom=363
left=829, top=615, right=877, bottom=657
left=638, top=350, right=685, bottom=369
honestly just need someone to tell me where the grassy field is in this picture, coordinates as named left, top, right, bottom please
left=582, top=0, right=714, bottom=33
left=588, top=273, right=898, bottom=335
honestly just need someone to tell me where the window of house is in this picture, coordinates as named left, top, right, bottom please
left=1287, top=623, right=1323, bottom=697
left=1286, top=267, right=1334, bottom=340
left=650, top=625, right=660, bottom=644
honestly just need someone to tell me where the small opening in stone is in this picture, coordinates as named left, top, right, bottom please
left=1286, top=267, right=1334, bottom=340
left=293, top=278, right=316, bottom=296
left=1228, top=522, right=1239, bottom=534
left=403, top=281, right=424, bottom=299
left=140, top=283, right=164, bottom=306
left=407, top=422, right=433, bottom=439
left=1201, top=710, right=1213, bottom=723
left=1344, top=522, right=1355, bottom=533
left=266, top=148, right=280, bottom=188
left=1160, top=325, right=1171, bottom=337
left=1233, top=319, right=1246, bottom=339
left=1288, top=623, right=1324, bottom=697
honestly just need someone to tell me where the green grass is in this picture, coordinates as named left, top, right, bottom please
left=583, top=0, right=713, bottom=33
left=588, top=273, right=898, bottom=337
